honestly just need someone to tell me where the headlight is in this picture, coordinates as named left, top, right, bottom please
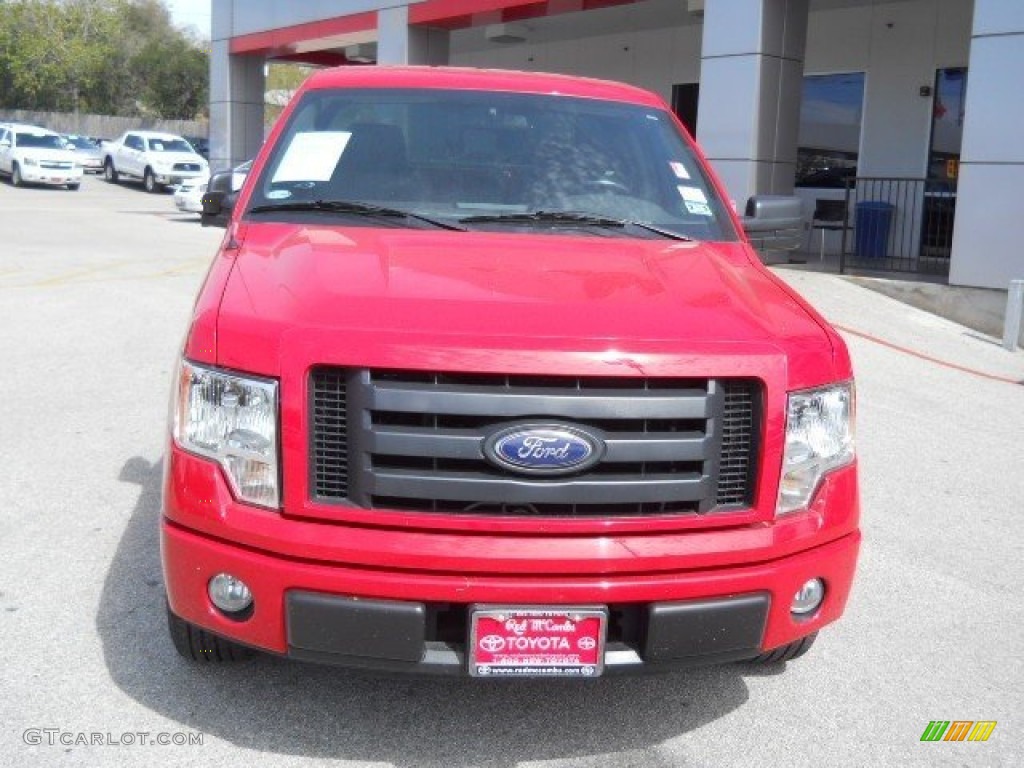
left=23, top=157, right=38, bottom=166
left=777, top=382, right=855, bottom=515
left=173, top=360, right=279, bottom=508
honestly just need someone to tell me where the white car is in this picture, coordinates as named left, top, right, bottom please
left=103, top=130, right=208, bottom=193
left=0, top=123, right=84, bottom=190
left=173, top=175, right=209, bottom=214
left=175, top=159, right=251, bottom=217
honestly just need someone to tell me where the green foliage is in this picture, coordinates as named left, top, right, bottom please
left=264, top=62, right=313, bottom=128
left=0, top=0, right=209, bottom=118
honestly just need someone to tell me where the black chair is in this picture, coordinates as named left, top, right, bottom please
left=807, top=198, right=850, bottom=260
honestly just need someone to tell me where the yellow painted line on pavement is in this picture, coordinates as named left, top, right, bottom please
left=33, top=259, right=140, bottom=287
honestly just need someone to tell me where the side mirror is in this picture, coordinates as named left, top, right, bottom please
left=740, top=195, right=803, bottom=253
left=201, top=190, right=234, bottom=228
left=0, top=140, right=10, bottom=148
left=202, top=168, right=245, bottom=227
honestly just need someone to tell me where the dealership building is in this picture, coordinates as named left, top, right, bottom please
left=210, top=0, right=1022, bottom=291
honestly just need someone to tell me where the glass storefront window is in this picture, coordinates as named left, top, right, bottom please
left=928, top=67, right=968, bottom=181
left=796, top=72, right=866, bottom=188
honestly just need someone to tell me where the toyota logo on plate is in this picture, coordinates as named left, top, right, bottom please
left=479, top=635, right=506, bottom=653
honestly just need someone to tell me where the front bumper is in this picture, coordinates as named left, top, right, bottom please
left=165, top=520, right=857, bottom=674
left=155, top=171, right=205, bottom=187
left=20, top=166, right=82, bottom=185
left=162, top=447, right=860, bottom=675
left=174, top=193, right=203, bottom=213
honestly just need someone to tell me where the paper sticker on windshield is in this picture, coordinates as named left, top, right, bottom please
left=669, top=162, right=690, bottom=180
left=266, top=189, right=291, bottom=200
left=677, top=185, right=707, bottom=204
left=272, top=131, right=351, bottom=183
left=685, top=201, right=713, bottom=216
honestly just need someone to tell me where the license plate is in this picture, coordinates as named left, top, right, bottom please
left=469, top=606, right=606, bottom=678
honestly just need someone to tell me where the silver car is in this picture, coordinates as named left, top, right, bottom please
left=63, top=135, right=104, bottom=174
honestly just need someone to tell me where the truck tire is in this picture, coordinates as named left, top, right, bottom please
left=748, top=632, right=817, bottom=664
left=104, top=159, right=118, bottom=183
left=144, top=167, right=161, bottom=193
left=166, top=602, right=254, bottom=662
left=12, top=163, right=23, bottom=187
left=67, top=183, right=80, bottom=191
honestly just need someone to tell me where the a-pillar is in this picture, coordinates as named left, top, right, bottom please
left=377, top=5, right=450, bottom=65
left=696, top=0, right=808, bottom=207
left=949, top=2, right=1024, bottom=289
left=209, top=3, right=265, bottom=172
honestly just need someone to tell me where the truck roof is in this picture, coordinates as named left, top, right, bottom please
left=304, top=65, right=666, bottom=109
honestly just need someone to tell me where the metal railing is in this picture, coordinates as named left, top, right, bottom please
left=839, top=177, right=957, bottom=277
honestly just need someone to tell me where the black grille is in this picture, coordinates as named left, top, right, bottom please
left=173, top=162, right=202, bottom=171
left=311, top=370, right=348, bottom=499
left=310, top=369, right=760, bottom=517
left=716, top=382, right=759, bottom=507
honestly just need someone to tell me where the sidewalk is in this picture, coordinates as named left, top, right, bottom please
left=770, top=265, right=1024, bottom=384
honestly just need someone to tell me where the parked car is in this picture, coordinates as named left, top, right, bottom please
left=102, top=130, right=208, bottom=193
left=169, top=67, right=858, bottom=677
left=184, top=135, right=210, bottom=160
left=0, top=123, right=83, bottom=190
left=62, top=134, right=104, bottom=174
left=172, top=175, right=209, bottom=214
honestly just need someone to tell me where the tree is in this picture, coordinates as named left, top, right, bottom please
left=0, top=0, right=209, bottom=118
left=265, top=62, right=314, bottom=128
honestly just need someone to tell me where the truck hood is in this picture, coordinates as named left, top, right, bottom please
left=19, top=148, right=77, bottom=164
left=213, top=222, right=838, bottom=386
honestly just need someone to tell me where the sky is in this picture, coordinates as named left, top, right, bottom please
left=165, top=0, right=212, bottom=39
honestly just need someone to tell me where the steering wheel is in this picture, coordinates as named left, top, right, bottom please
left=582, top=176, right=632, bottom=195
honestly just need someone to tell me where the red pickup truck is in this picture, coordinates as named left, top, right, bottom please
left=165, top=66, right=859, bottom=677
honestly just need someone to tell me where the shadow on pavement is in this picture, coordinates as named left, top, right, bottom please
left=99, top=456, right=763, bottom=767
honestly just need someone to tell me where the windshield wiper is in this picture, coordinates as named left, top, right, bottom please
left=249, top=199, right=466, bottom=231
left=459, top=210, right=625, bottom=227
left=458, top=210, right=695, bottom=241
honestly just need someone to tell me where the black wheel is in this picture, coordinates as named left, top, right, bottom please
left=748, top=632, right=817, bottom=664
left=12, top=163, right=23, bottom=187
left=67, top=183, right=80, bottom=191
left=144, top=167, right=161, bottom=193
left=104, top=159, right=118, bottom=183
left=166, top=602, right=254, bottom=662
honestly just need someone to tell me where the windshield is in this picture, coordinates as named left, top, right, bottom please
left=65, top=136, right=98, bottom=150
left=246, top=88, right=736, bottom=240
left=17, top=133, right=66, bottom=150
left=147, top=138, right=195, bottom=153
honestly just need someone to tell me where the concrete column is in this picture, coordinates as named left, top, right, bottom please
left=378, top=5, right=450, bottom=65
left=949, top=2, right=1024, bottom=289
left=209, top=2, right=265, bottom=171
left=696, top=0, right=808, bottom=206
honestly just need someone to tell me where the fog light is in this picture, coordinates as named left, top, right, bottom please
left=790, top=578, right=825, bottom=616
left=208, top=573, right=253, bottom=615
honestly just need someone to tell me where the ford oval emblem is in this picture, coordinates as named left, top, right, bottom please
left=483, top=423, right=604, bottom=476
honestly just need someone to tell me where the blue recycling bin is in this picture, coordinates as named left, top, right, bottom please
left=854, top=201, right=894, bottom=259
